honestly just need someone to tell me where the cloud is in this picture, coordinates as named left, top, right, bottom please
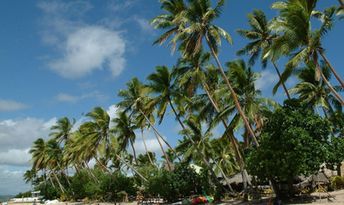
left=108, top=0, right=138, bottom=12
left=133, top=129, right=167, bottom=157
left=49, top=26, right=126, bottom=78
left=55, top=91, right=108, bottom=103
left=0, top=99, right=28, bottom=112
left=133, top=17, right=155, bottom=34
left=0, top=117, right=56, bottom=154
left=255, top=70, right=279, bottom=91
left=0, top=149, right=31, bottom=166
left=0, top=166, right=30, bottom=195
left=38, top=1, right=126, bottom=79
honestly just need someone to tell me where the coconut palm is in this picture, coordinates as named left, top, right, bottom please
left=29, top=138, right=48, bottom=172
left=152, top=0, right=258, bottom=144
left=237, top=10, right=291, bottom=99
left=223, top=60, right=276, bottom=147
left=112, top=111, right=138, bottom=164
left=290, top=62, right=342, bottom=113
left=45, top=139, right=66, bottom=193
left=50, top=117, right=75, bottom=145
left=268, top=0, right=344, bottom=104
left=118, top=78, right=173, bottom=171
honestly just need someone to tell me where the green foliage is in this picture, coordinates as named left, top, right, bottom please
left=14, top=191, right=32, bottom=198
left=246, top=100, right=331, bottom=197
left=145, top=163, right=217, bottom=202
left=37, top=181, right=61, bottom=200
left=331, top=176, right=344, bottom=190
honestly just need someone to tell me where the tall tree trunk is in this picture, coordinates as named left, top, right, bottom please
left=52, top=172, right=66, bottom=194
left=116, top=154, right=148, bottom=182
left=205, top=36, right=259, bottom=146
left=141, top=128, right=156, bottom=167
left=215, top=161, right=235, bottom=193
left=315, top=61, right=344, bottom=105
left=139, top=109, right=179, bottom=169
left=130, top=138, right=138, bottom=165
left=319, top=51, right=344, bottom=88
left=202, top=82, right=251, bottom=187
left=272, top=61, right=291, bottom=99
left=153, top=131, right=173, bottom=171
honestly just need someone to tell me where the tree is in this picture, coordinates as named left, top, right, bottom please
left=50, top=117, right=74, bottom=145
left=290, top=62, right=342, bottom=114
left=152, top=0, right=259, bottom=144
left=246, top=100, right=331, bottom=199
left=237, top=10, right=291, bottom=99
left=118, top=78, right=173, bottom=171
left=112, top=111, right=138, bottom=164
left=268, top=0, right=344, bottom=104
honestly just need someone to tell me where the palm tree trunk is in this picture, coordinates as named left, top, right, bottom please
left=272, top=61, right=291, bottom=99
left=139, top=109, right=179, bottom=169
left=141, top=128, right=156, bottom=167
left=205, top=36, right=259, bottom=146
left=202, top=82, right=251, bottom=187
left=338, top=0, right=344, bottom=8
left=116, top=154, right=148, bottom=182
left=215, top=161, right=235, bottom=193
left=130, top=138, right=138, bottom=165
left=52, top=172, right=66, bottom=193
left=95, top=156, right=111, bottom=172
left=153, top=131, right=173, bottom=171
left=314, top=60, right=344, bottom=105
left=319, top=51, right=344, bottom=88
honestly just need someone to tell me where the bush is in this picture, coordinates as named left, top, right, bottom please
left=246, top=100, right=331, bottom=199
left=144, top=163, right=217, bottom=202
left=331, top=176, right=344, bottom=190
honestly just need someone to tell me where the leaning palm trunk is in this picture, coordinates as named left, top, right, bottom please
left=52, top=172, right=66, bottom=194
left=205, top=36, right=259, bottom=146
left=116, top=154, right=148, bottom=182
left=141, top=129, right=157, bottom=167
left=168, top=96, right=236, bottom=194
left=130, top=138, right=138, bottom=165
left=319, top=51, right=344, bottom=88
left=202, top=82, right=251, bottom=188
left=314, top=59, right=344, bottom=105
left=272, top=61, right=291, bottom=99
left=139, top=109, right=176, bottom=170
left=215, top=161, right=235, bottom=193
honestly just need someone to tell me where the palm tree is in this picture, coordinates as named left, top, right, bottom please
left=118, top=78, right=173, bottom=171
left=50, top=117, right=75, bottom=145
left=45, top=139, right=66, bottom=193
left=29, top=138, right=47, bottom=173
left=237, top=10, right=291, bottom=99
left=290, top=62, right=342, bottom=113
left=112, top=111, right=138, bottom=164
left=268, top=0, right=344, bottom=104
left=223, top=60, right=276, bottom=147
left=80, top=107, right=113, bottom=170
left=152, top=0, right=258, bottom=144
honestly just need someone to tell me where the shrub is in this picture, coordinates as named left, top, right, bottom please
left=331, top=176, right=344, bottom=190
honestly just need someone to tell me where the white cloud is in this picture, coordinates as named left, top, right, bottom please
left=38, top=1, right=126, bottom=79
left=49, top=26, right=126, bottom=78
left=133, top=129, right=167, bottom=157
left=0, top=99, right=28, bottom=112
left=0, top=149, right=31, bottom=166
left=0, top=165, right=30, bottom=195
left=0, top=118, right=56, bottom=154
left=108, top=0, right=138, bottom=12
left=255, top=70, right=279, bottom=91
left=55, top=91, right=108, bottom=103
left=133, top=17, right=155, bottom=34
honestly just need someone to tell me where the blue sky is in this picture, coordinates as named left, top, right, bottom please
left=0, top=0, right=343, bottom=195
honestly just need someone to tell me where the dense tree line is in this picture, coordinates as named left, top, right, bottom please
left=24, top=0, right=343, bottom=202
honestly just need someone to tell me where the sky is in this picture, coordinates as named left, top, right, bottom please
left=0, top=0, right=343, bottom=195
